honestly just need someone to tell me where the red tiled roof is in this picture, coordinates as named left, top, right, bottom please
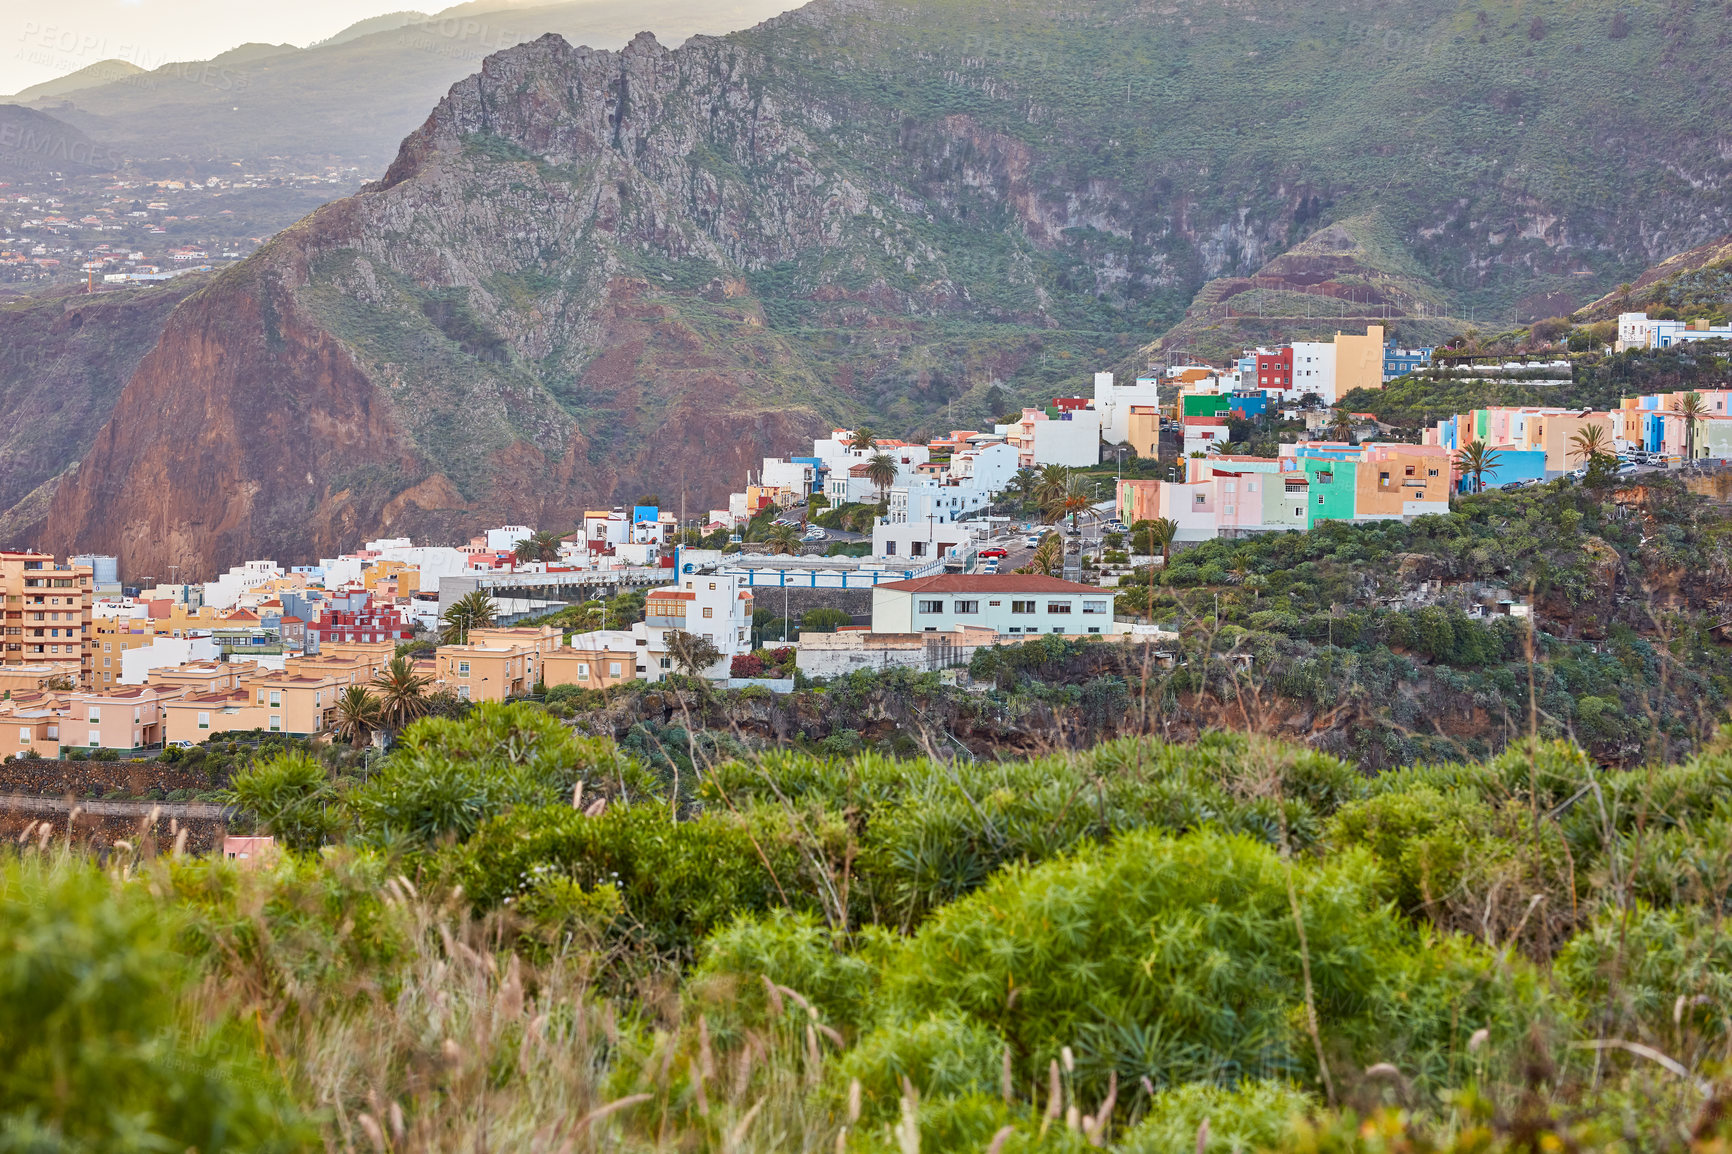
left=878, top=575, right=1101, bottom=594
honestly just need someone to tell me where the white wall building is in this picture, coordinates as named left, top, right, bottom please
left=202, top=560, right=284, bottom=612
left=119, top=636, right=220, bottom=684
left=871, top=575, right=1121, bottom=636
left=1092, top=372, right=1163, bottom=446
left=1617, top=311, right=1732, bottom=351
left=1290, top=341, right=1338, bottom=403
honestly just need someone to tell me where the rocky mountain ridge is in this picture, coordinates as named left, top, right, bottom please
left=16, top=0, right=1732, bottom=578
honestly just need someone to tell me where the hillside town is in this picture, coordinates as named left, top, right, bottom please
left=2, top=311, right=1722, bottom=760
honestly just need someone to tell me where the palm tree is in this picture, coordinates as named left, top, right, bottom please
left=1043, top=473, right=1095, bottom=526
left=1673, top=392, right=1708, bottom=461
left=1328, top=410, right=1357, bottom=444
left=1567, top=424, right=1613, bottom=468
left=512, top=529, right=565, bottom=564
left=440, top=590, right=497, bottom=644
left=1007, top=467, right=1039, bottom=506
left=1033, top=464, right=1071, bottom=508
left=372, top=654, right=433, bottom=730
left=1455, top=439, right=1503, bottom=495
left=334, top=685, right=383, bottom=750
left=1139, top=517, right=1179, bottom=626
left=1020, top=533, right=1062, bottom=576
left=864, top=452, right=899, bottom=503
left=847, top=428, right=877, bottom=452
left=762, top=523, right=801, bottom=555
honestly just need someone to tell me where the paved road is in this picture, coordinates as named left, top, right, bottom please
left=1, top=794, right=234, bottom=820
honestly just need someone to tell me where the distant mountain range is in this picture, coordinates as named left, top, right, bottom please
left=1, top=0, right=799, bottom=168
left=4, top=0, right=1732, bottom=579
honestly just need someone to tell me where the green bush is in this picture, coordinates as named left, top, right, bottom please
left=225, top=752, right=338, bottom=851
left=0, top=857, right=314, bottom=1151
left=1117, top=1079, right=1312, bottom=1154
left=687, top=909, right=879, bottom=1038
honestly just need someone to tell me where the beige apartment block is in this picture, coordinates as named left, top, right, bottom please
left=1, top=552, right=95, bottom=688
left=434, top=642, right=539, bottom=702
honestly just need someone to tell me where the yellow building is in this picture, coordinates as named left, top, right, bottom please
left=433, top=642, right=539, bottom=702
left=0, top=694, right=64, bottom=759
left=360, top=560, right=420, bottom=601
left=1333, top=324, right=1385, bottom=397
left=468, top=625, right=564, bottom=656
left=544, top=630, right=645, bottom=690
left=1125, top=406, right=1161, bottom=459
left=1523, top=411, right=1615, bottom=472
left=1, top=552, right=94, bottom=687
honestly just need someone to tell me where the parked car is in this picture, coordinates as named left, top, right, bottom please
left=1023, top=536, right=1044, bottom=548
left=980, top=561, right=999, bottom=574
left=1617, top=462, right=1642, bottom=475
left=979, top=547, right=1009, bottom=558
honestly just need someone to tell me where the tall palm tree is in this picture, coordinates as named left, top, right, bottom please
left=864, top=452, right=899, bottom=503
left=1007, top=467, right=1039, bottom=506
left=1139, top=517, right=1179, bottom=626
left=848, top=428, right=878, bottom=452
left=1673, top=392, right=1708, bottom=461
left=1328, top=410, right=1357, bottom=444
left=1455, top=439, right=1502, bottom=495
left=372, top=654, right=433, bottom=730
left=1033, top=463, right=1071, bottom=508
left=1043, top=473, right=1095, bottom=526
left=512, top=529, right=565, bottom=564
left=440, top=590, right=497, bottom=645
left=1567, top=424, right=1613, bottom=468
left=762, top=523, right=802, bottom=555
left=334, top=685, right=383, bottom=750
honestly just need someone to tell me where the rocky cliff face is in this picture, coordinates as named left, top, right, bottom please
left=37, top=0, right=1732, bottom=578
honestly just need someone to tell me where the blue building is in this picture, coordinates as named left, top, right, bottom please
left=1457, top=449, right=1547, bottom=492
left=1383, top=343, right=1433, bottom=381
left=1227, top=392, right=1268, bottom=419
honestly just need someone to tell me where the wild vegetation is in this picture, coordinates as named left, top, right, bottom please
left=15, top=704, right=1732, bottom=1151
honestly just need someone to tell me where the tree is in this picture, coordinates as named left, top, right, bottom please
left=1673, top=392, right=1708, bottom=462
left=799, top=607, right=852, bottom=633
left=1018, top=533, right=1062, bottom=576
left=865, top=452, right=900, bottom=502
left=512, top=529, right=565, bottom=564
left=848, top=428, right=878, bottom=452
left=441, top=590, right=497, bottom=644
left=1568, top=424, right=1613, bottom=468
left=1044, top=473, right=1095, bottom=526
left=334, top=685, right=383, bottom=750
left=1033, top=463, right=1071, bottom=508
left=372, top=654, right=434, bottom=730
left=1328, top=410, right=1357, bottom=444
left=1138, top=517, right=1180, bottom=626
left=762, top=523, right=802, bottom=555
left=665, top=630, right=723, bottom=678
left=1455, top=439, right=1503, bottom=495
left=1007, top=467, right=1039, bottom=506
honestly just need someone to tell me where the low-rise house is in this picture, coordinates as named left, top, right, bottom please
left=544, top=630, right=647, bottom=689
left=871, top=575, right=1119, bottom=637
left=433, top=641, right=540, bottom=702
left=63, top=684, right=183, bottom=752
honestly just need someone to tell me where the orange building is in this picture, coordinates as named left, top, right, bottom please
left=1, top=552, right=94, bottom=687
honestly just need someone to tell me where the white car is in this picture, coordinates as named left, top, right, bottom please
left=1024, top=536, right=1043, bottom=548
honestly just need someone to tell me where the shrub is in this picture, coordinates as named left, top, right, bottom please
left=226, top=752, right=339, bottom=852
left=0, top=856, right=314, bottom=1151
left=686, top=909, right=878, bottom=1038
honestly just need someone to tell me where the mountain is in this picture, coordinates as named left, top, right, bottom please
left=16, top=0, right=800, bottom=168
left=25, top=0, right=1732, bottom=578
left=1579, top=235, right=1732, bottom=321
left=0, top=277, right=211, bottom=550
left=310, top=13, right=434, bottom=49
left=0, top=105, right=120, bottom=178
left=0, top=60, right=145, bottom=104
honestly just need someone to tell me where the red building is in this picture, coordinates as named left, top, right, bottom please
left=309, top=599, right=414, bottom=645
left=1254, top=348, right=1293, bottom=393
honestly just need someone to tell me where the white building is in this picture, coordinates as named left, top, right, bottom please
left=202, top=560, right=284, bottom=611
left=1289, top=341, right=1338, bottom=403
left=870, top=575, right=1121, bottom=637
left=1617, top=312, right=1732, bottom=352
left=637, top=570, right=755, bottom=678
left=998, top=408, right=1102, bottom=468
left=119, top=636, right=220, bottom=684
left=1092, top=372, right=1162, bottom=446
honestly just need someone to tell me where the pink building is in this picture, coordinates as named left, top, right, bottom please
left=63, top=684, right=183, bottom=752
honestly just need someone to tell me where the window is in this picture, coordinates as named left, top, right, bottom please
left=103, top=657, right=109, bottom=667
left=269, top=690, right=281, bottom=707
left=576, top=662, right=590, bottom=679
left=1379, top=472, right=1390, bottom=483
left=954, top=600, right=979, bottom=614
left=1295, top=507, right=1304, bottom=517
left=1316, top=471, right=1333, bottom=484
left=918, top=600, right=944, bottom=614
left=1052, top=627, right=1064, bottom=633
left=1011, top=600, right=1036, bottom=614
left=269, top=715, right=281, bottom=732
left=702, top=607, right=713, bottom=619
left=18, top=727, right=29, bottom=742
left=884, top=542, right=896, bottom=555
left=989, top=600, right=1002, bottom=607
left=1082, top=600, right=1108, bottom=614
left=1047, top=601, right=1072, bottom=614
left=457, top=685, right=471, bottom=701
left=660, top=657, right=672, bottom=669
left=1318, top=496, right=1326, bottom=506
left=197, top=712, right=210, bottom=729
left=608, top=661, right=622, bottom=677
left=457, top=661, right=470, bottom=676
left=89, top=732, right=100, bottom=747
left=103, top=642, right=111, bottom=652
left=87, top=707, right=100, bottom=723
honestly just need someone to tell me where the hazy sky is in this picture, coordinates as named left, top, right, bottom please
left=4, top=0, right=428, bottom=94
